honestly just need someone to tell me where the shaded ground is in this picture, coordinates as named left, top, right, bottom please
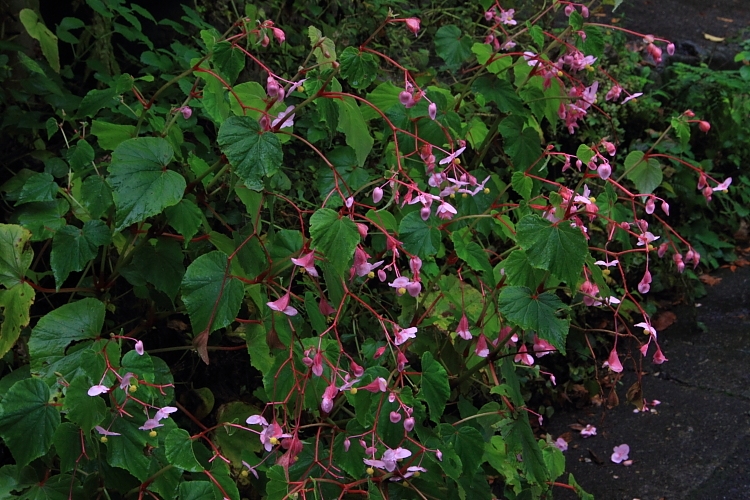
left=612, top=0, right=750, bottom=68
left=547, top=265, right=750, bottom=499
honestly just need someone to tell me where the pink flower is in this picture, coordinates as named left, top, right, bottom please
left=554, top=437, right=568, bottom=452
left=139, top=418, right=163, bottom=431
left=266, top=76, right=284, bottom=102
left=179, top=106, right=192, bottom=120
left=645, top=197, right=656, bottom=214
left=321, top=384, right=337, bottom=413
left=155, top=406, right=177, bottom=420
left=88, top=385, right=109, bottom=397
left=653, top=346, right=667, bottom=364
left=403, top=417, right=415, bottom=432
left=638, top=270, right=652, bottom=294
left=475, top=334, right=490, bottom=358
left=611, top=444, right=630, bottom=463
left=621, top=92, right=643, bottom=104
left=312, top=351, right=324, bottom=377
left=597, top=163, right=611, bottom=180
left=438, top=146, right=466, bottom=165
left=498, top=8, right=517, bottom=25
left=394, top=326, right=418, bottom=346
left=397, top=351, right=408, bottom=372
left=667, top=42, right=675, bottom=55
left=428, top=102, right=437, bottom=120
left=456, top=314, right=472, bottom=340
left=606, top=85, right=622, bottom=102
left=580, top=424, right=597, bottom=438
left=267, top=293, right=298, bottom=316
left=389, top=411, right=402, bottom=424
left=353, top=247, right=383, bottom=277
left=271, top=106, right=295, bottom=129
left=259, top=421, right=292, bottom=452
left=532, top=336, right=556, bottom=356
left=360, top=377, right=388, bottom=393
left=95, top=425, right=121, bottom=436
left=715, top=177, right=732, bottom=191
left=436, top=201, right=457, bottom=220
left=291, top=251, right=318, bottom=277
left=350, top=360, right=364, bottom=378
left=634, top=321, right=657, bottom=338
left=319, top=298, right=336, bottom=316
left=271, top=27, right=285, bottom=44
left=382, top=447, right=412, bottom=472
left=514, top=344, right=534, bottom=366
left=604, top=348, right=624, bottom=373
left=373, top=187, right=384, bottom=203
left=405, top=18, right=420, bottom=36
left=119, top=372, right=135, bottom=390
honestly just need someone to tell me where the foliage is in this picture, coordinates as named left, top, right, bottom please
left=0, top=0, right=734, bottom=499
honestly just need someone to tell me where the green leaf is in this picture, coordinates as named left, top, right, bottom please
left=66, top=139, right=94, bottom=172
left=451, top=228, right=492, bottom=277
left=78, top=87, right=119, bottom=118
left=120, top=238, right=185, bottom=300
left=568, top=473, right=595, bottom=500
left=498, top=286, right=569, bottom=354
left=499, top=116, right=541, bottom=169
left=106, top=417, right=152, bottom=481
left=108, top=137, right=184, bottom=232
left=576, top=144, right=594, bottom=164
left=511, top=171, right=532, bottom=200
left=50, top=220, right=110, bottom=288
left=0, top=224, right=33, bottom=288
left=441, top=424, right=485, bottom=474
left=0, top=378, right=60, bottom=467
left=568, top=10, right=584, bottom=30
left=581, top=26, right=605, bottom=58
left=471, top=43, right=512, bottom=74
left=339, top=47, right=378, bottom=89
left=508, top=417, right=548, bottom=485
left=362, top=81, right=402, bottom=120
left=217, top=116, right=283, bottom=190
left=399, top=211, right=440, bottom=259
left=166, top=428, right=203, bottom=472
left=473, top=76, right=526, bottom=115
left=0, top=283, right=34, bottom=357
left=165, top=199, right=204, bottom=245
left=29, top=298, right=105, bottom=373
left=502, top=250, right=546, bottom=289
left=625, top=151, right=663, bottom=194
left=420, top=352, right=450, bottom=423
left=181, top=251, right=244, bottom=334
left=63, top=376, right=106, bottom=432
left=516, top=214, right=587, bottom=288
left=201, top=72, right=231, bottom=125
left=17, top=172, right=57, bottom=205
left=434, top=25, right=473, bottom=69
left=336, top=96, right=373, bottom=167
left=309, top=208, right=360, bottom=278
left=212, top=41, right=245, bottom=84
left=81, top=175, right=114, bottom=219
left=266, top=465, right=288, bottom=500
left=19, top=9, right=59, bottom=72
left=215, top=401, right=262, bottom=464
left=54, top=422, right=84, bottom=473
left=178, top=482, right=215, bottom=500
left=91, top=120, right=136, bottom=151
left=14, top=199, right=68, bottom=241
left=56, top=16, right=84, bottom=43
left=308, top=26, right=337, bottom=70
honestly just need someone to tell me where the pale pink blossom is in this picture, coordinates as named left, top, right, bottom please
left=178, top=106, right=192, bottom=120
left=428, top=102, right=437, bottom=120
left=532, top=336, right=555, bottom=356
left=88, top=385, right=109, bottom=397
left=403, top=417, right=415, bottom=432
left=373, top=187, right=384, bottom=203
left=438, top=146, right=466, bottom=165
left=635, top=321, right=657, bottom=338
left=611, top=444, right=630, bottom=463
left=394, top=326, right=418, bottom=346
left=95, top=425, right=121, bottom=436
left=475, top=334, right=490, bottom=358
left=514, top=344, right=534, bottom=366
left=119, top=372, right=135, bottom=390
left=603, top=348, right=624, bottom=373
left=389, top=411, right=402, bottom=424
left=580, top=424, right=597, bottom=438
left=139, top=418, right=162, bottom=431
left=554, top=437, right=568, bottom=452
left=360, top=377, right=388, bottom=393
left=321, top=384, right=337, bottom=413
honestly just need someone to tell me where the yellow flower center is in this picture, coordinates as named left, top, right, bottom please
left=129, top=384, right=138, bottom=393
left=449, top=193, right=456, bottom=199
left=149, top=430, right=157, bottom=438
left=100, top=436, right=108, bottom=443
left=368, top=271, right=375, bottom=279
left=483, top=187, right=490, bottom=194
left=398, top=287, right=407, bottom=295
left=602, top=269, right=610, bottom=276
left=462, top=193, right=468, bottom=198
left=350, top=387, right=358, bottom=395
left=413, top=471, right=421, bottom=477
left=240, top=470, right=249, bottom=478
left=647, top=244, right=655, bottom=252
left=298, top=85, right=305, bottom=92
left=270, top=437, right=279, bottom=445
left=366, top=467, right=375, bottom=475
left=589, top=196, right=596, bottom=203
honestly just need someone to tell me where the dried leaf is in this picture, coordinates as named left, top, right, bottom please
left=703, top=33, right=725, bottom=42
left=587, top=449, right=604, bottom=464
left=716, top=17, right=734, bottom=23
left=607, top=388, right=619, bottom=408
left=626, top=381, right=644, bottom=410
left=699, top=274, right=722, bottom=286
left=652, top=311, right=677, bottom=331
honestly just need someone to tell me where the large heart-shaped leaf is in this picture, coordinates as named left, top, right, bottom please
left=498, top=286, right=569, bottom=353
left=0, top=378, right=60, bottom=467
left=108, top=137, right=185, bottom=232
left=50, top=220, right=110, bottom=288
left=218, top=116, right=283, bottom=191
left=309, top=208, right=360, bottom=278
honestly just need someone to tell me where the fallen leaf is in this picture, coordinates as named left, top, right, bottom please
left=610, top=17, right=620, bottom=23
left=699, top=274, right=722, bottom=286
left=652, top=311, right=677, bottom=331
left=607, top=388, right=620, bottom=408
left=588, top=449, right=604, bottom=464
left=569, top=423, right=585, bottom=431
left=168, top=319, right=189, bottom=331
left=626, top=381, right=644, bottom=410
left=717, top=17, right=734, bottom=23
left=704, top=33, right=725, bottom=42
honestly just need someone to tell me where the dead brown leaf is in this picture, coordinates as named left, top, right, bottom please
left=167, top=319, right=189, bottom=331
left=588, top=449, right=604, bottom=464
left=699, top=274, right=722, bottom=286
left=717, top=17, right=734, bottom=23
left=652, top=311, right=677, bottom=331
left=607, top=389, right=620, bottom=408
left=626, top=381, right=644, bottom=410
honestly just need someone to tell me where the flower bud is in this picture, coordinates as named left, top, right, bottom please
left=699, top=121, right=711, bottom=133
left=645, top=197, right=656, bottom=214
left=428, top=102, right=437, bottom=120
left=404, top=417, right=415, bottom=432
left=597, top=163, right=612, bottom=180
left=179, top=107, right=192, bottom=120
left=390, top=411, right=402, bottom=423
left=373, top=187, right=384, bottom=203
left=661, top=201, right=670, bottom=216
left=420, top=206, right=431, bottom=220
left=667, top=43, right=675, bottom=55
left=344, top=438, right=351, bottom=452
left=564, top=5, right=574, bottom=16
